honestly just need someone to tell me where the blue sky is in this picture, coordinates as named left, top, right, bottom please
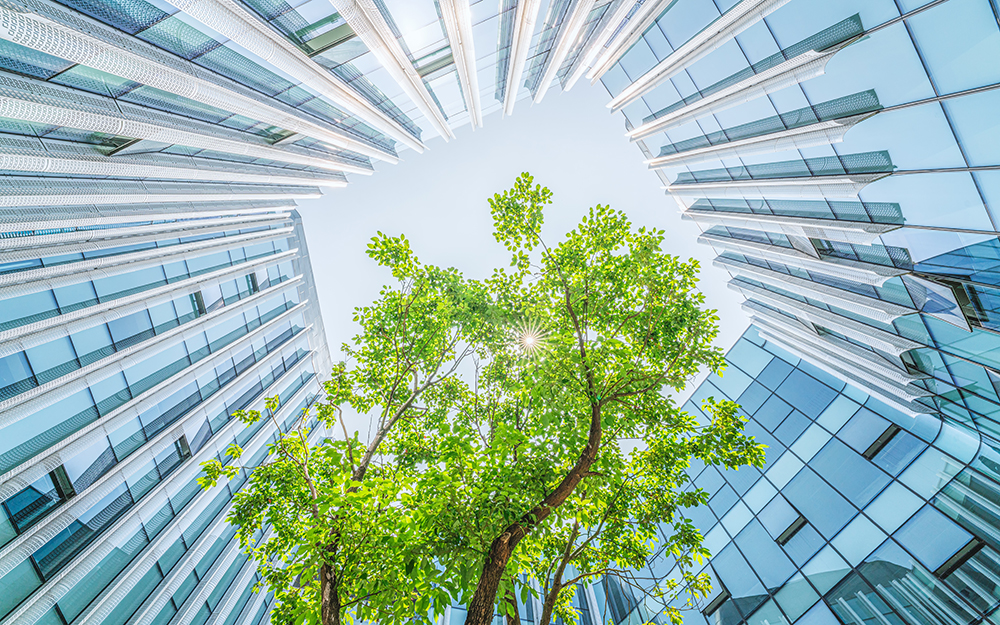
left=295, top=82, right=749, bottom=385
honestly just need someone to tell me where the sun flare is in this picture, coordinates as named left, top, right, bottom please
left=514, top=319, right=549, bottom=357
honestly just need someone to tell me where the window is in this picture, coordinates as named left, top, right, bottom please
left=862, top=423, right=900, bottom=459
left=0, top=351, right=34, bottom=399
left=703, top=587, right=731, bottom=617
left=191, top=291, right=207, bottom=316
left=896, top=505, right=974, bottom=571
left=108, top=310, right=154, bottom=349
left=934, top=537, right=984, bottom=578
left=0, top=290, right=58, bottom=328
left=776, top=514, right=808, bottom=545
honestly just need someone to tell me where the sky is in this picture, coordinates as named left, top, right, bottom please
left=295, top=82, right=749, bottom=393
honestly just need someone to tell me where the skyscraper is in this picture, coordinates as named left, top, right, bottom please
left=0, top=205, right=329, bottom=625
left=1, top=0, right=999, bottom=624
left=594, top=1, right=1000, bottom=625
left=598, top=323, right=1000, bottom=625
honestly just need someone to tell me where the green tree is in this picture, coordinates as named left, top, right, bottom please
left=403, top=175, right=763, bottom=625
left=199, top=232, right=499, bottom=625
left=200, top=173, right=763, bottom=625
left=513, top=398, right=758, bottom=625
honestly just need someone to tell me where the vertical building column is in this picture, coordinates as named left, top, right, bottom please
left=330, top=0, right=455, bottom=140
left=439, top=0, right=483, bottom=128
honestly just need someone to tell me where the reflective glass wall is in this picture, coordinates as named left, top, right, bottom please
left=595, top=1, right=1000, bottom=624
left=0, top=206, right=329, bottom=625
left=598, top=326, right=1000, bottom=625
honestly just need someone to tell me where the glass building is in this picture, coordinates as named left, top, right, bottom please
left=1, top=0, right=1000, bottom=623
left=603, top=325, right=1000, bottom=625
left=594, top=0, right=1000, bottom=625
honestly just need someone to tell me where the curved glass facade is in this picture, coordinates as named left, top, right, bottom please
left=594, top=1, right=1000, bottom=625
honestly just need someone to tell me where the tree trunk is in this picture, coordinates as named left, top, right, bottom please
left=504, top=586, right=521, bottom=625
left=466, top=530, right=520, bottom=625
left=321, top=563, right=342, bottom=625
left=538, top=588, right=559, bottom=625
left=464, top=404, right=603, bottom=625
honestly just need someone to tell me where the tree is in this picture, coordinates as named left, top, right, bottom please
left=403, top=175, right=764, bottom=625
left=514, top=399, right=757, bottom=625
left=199, top=173, right=763, bottom=625
left=199, top=233, right=500, bottom=625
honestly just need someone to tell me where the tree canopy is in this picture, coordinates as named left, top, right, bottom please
left=199, top=173, right=764, bottom=625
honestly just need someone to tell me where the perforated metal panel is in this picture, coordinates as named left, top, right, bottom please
left=0, top=135, right=348, bottom=185
left=0, top=0, right=396, bottom=159
left=0, top=73, right=373, bottom=173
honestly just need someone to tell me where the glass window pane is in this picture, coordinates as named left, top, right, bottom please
left=895, top=505, right=972, bottom=570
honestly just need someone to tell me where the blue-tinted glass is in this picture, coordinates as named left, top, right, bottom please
left=25, top=337, right=77, bottom=381
left=690, top=380, right=726, bottom=410
left=774, top=573, right=820, bottom=622
left=728, top=338, right=775, bottom=377
left=163, top=260, right=189, bottom=281
left=796, top=601, right=840, bottom=625
left=0, top=38, right=74, bottom=80
left=0, top=352, right=33, bottom=390
left=148, top=301, right=179, bottom=332
left=0, top=388, right=96, bottom=463
left=784, top=469, right=855, bottom=539
left=836, top=408, right=889, bottom=453
left=754, top=394, right=793, bottom=431
left=776, top=370, right=837, bottom=418
left=71, top=325, right=114, bottom=364
left=0, top=290, right=58, bottom=326
left=53, top=282, right=98, bottom=311
left=108, top=310, right=154, bottom=346
left=745, top=420, right=783, bottom=464
left=722, top=465, right=761, bottom=496
left=0, top=558, right=43, bottom=619
left=709, top=484, right=738, bottom=518
left=810, top=438, right=890, bottom=507
left=3, top=473, right=60, bottom=534
left=895, top=505, right=972, bottom=570
left=861, top=539, right=977, bottom=624
left=757, top=357, right=793, bottom=390
left=738, top=382, right=771, bottom=415
left=713, top=365, right=753, bottom=400
left=42, top=252, right=83, bottom=266
left=775, top=411, right=810, bottom=446
left=711, top=545, right=768, bottom=617
left=907, top=0, right=1000, bottom=93
left=93, top=266, right=167, bottom=299
left=0, top=258, right=41, bottom=273
left=187, top=251, right=232, bottom=275
left=759, top=494, right=798, bottom=539
left=695, top=467, right=725, bottom=493
left=831, top=516, right=886, bottom=567
left=824, top=573, right=897, bottom=625
left=817, top=395, right=862, bottom=434
left=872, top=429, right=924, bottom=476
left=90, top=372, right=130, bottom=414
left=734, top=520, right=795, bottom=588
left=681, top=501, right=717, bottom=533
left=783, top=522, right=824, bottom=566
left=124, top=342, right=188, bottom=391
left=744, top=599, right=786, bottom=625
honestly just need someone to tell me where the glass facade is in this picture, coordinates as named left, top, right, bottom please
left=595, top=326, right=1000, bottom=625
left=0, top=207, right=329, bottom=625
left=591, top=1, right=1000, bottom=625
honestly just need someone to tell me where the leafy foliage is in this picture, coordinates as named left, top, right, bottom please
left=200, top=174, right=764, bottom=625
